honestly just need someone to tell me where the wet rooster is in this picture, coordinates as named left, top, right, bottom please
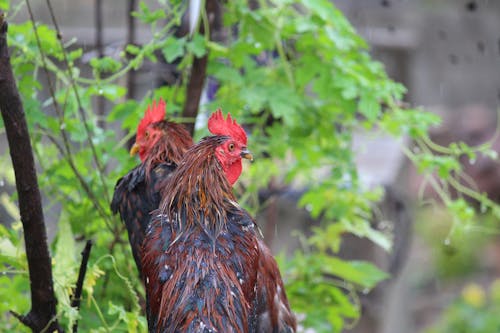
left=111, top=99, right=193, bottom=274
left=142, top=110, right=296, bottom=332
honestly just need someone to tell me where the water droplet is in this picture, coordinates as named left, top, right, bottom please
left=444, top=238, right=450, bottom=246
left=98, top=89, right=104, bottom=95
left=469, top=158, right=476, bottom=165
left=305, top=204, right=313, bottom=212
left=362, top=288, right=370, bottom=295
left=0, top=179, right=4, bottom=187
left=60, top=123, right=66, bottom=130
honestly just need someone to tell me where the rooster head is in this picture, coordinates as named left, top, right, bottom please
left=208, top=109, right=253, bottom=185
left=131, top=98, right=167, bottom=161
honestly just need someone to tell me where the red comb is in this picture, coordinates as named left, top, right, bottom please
left=137, top=98, right=166, bottom=137
left=208, top=109, right=247, bottom=145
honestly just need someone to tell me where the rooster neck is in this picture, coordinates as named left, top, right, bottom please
left=159, top=136, right=237, bottom=231
left=141, top=120, right=193, bottom=174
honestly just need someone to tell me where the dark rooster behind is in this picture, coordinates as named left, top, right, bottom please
left=142, top=110, right=296, bottom=332
left=111, top=99, right=193, bottom=274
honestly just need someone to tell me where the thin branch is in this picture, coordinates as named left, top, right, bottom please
left=42, top=0, right=111, bottom=203
left=45, top=135, right=115, bottom=232
left=0, top=12, right=62, bottom=332
left=71, top=240, right=93, bottom=333
left=23, top=1, right=114, bottom=229
left=24, top=1, right=64, bottom=120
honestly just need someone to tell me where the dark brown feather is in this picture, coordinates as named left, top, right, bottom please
left=111, top=120, right=192, bottom=274
left=141, top=136, right=296, bottom=332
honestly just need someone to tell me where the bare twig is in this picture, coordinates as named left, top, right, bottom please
left=71, top=240, right=93, bottom=333
left=0, top=12, right=62, bottom=332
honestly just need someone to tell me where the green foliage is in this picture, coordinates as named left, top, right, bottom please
left=426, top=281, right=500, bottom=333
left=416, top=209, right=500, bottom=281
left=0, top=0, right=498, bottom=332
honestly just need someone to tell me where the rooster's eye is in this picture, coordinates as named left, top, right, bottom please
left=145, top=131, right=150, bottom=138
left=228, top=143, right=235, bottom=151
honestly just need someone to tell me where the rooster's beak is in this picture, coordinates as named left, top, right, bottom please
left=130, top=143, right=140, bottom=156
left=240, top=149, right=253, bottom=161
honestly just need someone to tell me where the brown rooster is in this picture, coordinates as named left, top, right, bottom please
left=142, top=110, right=296, bottom=332
left=111, top=99, right=193, bottom=274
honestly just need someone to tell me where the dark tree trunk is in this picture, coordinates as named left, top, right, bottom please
left=182, top=0, right=221, bottom=135
left=183, top=54, right=208, bottom=135
left=0, top=14, right=61, bottom=333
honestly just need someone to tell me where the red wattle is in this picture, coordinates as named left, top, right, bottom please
left=225, top=160, right=242, bottom=185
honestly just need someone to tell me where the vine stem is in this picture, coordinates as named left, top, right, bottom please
left=44, top=0, right=111, bottom=203
left=91, top=296, right=111, bottom=331
left=24, top=0, right=115, bottom=231
left=45, top=134, right=115, bottom=232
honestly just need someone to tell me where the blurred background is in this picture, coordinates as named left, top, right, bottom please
left=3, top=0, right=500, bottom=332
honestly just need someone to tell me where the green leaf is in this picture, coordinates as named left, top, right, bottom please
left=210, top=63, right=244, bottom=86
left=240, top=9, right=275, bottom=50
left=323, top=257, right=389, bottom=289
left=108, top=302, right=147, bottom=332
left=90, top=56, right=122, bottom=74
left=267, top=84, right=303, bottom=124
left=0, top=237, right=18, bottom=259
left=162, top=36, right=186, bottom=63
left=88, top=84, right=127, bottom=101
left=358, top=93, right=381, bottom=121
left=187, top=34, right=207, bottom=58
left=0, top=0, right=9, bottom=10
left=68, top=48, right=83, bottom=62
left=53, top=214, right=79, bottom=330
left=53, top=214, right=77, bottom=278
left=135, top=1, right=166, bottom=23
left=107, top=100, right=139, bottom=122
left=301, top=0, right=337, bottom=21
left=126, top=44, right=141, bottom=56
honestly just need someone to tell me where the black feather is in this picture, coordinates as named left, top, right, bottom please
left=111, top=162, right=176, bottom=274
